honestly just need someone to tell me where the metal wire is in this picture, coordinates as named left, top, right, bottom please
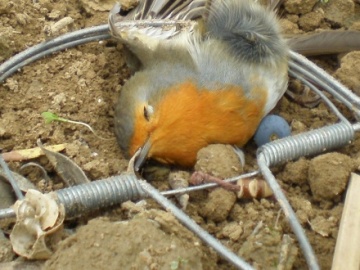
left=0, top=155, right=24, bottom=200
left=0, top=24, right=110, bottom=82
left=257, top=154, right=320, bottom=270
left=0, top=208, right=16, bottom=219
left=161, top=170, right=259, bottom=196
left=288, top=69, right=350, bottom=124
left=289, top=61, right=355, bottom=114
left=289, top=51, right=360, bottom=115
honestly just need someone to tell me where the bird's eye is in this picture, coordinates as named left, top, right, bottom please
left=143, top=104, right=154, bottom=121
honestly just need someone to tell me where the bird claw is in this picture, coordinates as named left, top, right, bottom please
left=232, top=146, right=245, bottom=167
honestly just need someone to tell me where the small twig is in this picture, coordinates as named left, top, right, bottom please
left=190, top=171, right=275, bottom=199
left=274, top=209, right=283, bottom=230
left=1, top=143, right=66, bottom=162
left=190, top=171, right=240, bottom=192
left=278, top=234, right=295, bottom=270
left=250, top=221, right=264, bottom=236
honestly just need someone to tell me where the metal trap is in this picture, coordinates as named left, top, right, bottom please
left=1, top=11, right=360, bottom=270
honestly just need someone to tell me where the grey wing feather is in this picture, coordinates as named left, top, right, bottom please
left=108, top=0, right=208, bottom=68
left=109, top=0, right=208, bottom=40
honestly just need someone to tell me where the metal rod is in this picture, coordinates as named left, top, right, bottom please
left=0, top=24, right=110, bottom=80
left=257, top=154, right=320, bottom=270
left=288, top=69, right=350, bottom=124
left=290, top=51, right=360, bottom=111
left=0, top=171, right=259, bottom=219
left=0, top=155, right=24, bottom=200
left=0, top=33, right=111, bottom=82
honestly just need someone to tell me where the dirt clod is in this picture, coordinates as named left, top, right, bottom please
left=45, top=211, right=217, bottom=270
left=335, top=51, right=360, bottom=96
left=198, top=188, right=237, bottom=223
left=195, top=144, right=243, bottom=178
left=298, top=11, right=324, bottom=31
left=322, top=0, right=355, bottom=26
left=280, top=158, right=309, bottom=185
left=284, top=0, right=318, bottom=15
left=308, top=152, right=355, bottom=201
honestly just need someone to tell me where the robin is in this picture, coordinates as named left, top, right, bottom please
left=109, top=0, right=289, bottom=169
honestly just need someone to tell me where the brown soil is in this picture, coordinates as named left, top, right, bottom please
left=1, top=0, right=360, bottom=269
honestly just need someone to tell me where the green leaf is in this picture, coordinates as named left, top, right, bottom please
left=41, top=112, right=59, bottom=124
left=41, top=112, right=69, bottom=124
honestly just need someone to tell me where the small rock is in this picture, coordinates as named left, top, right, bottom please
left=308, top=215, right=337, bottom=237
left=284, top=0, right=318, bottom=15
left=199, top=188, right=237, bottom=223
left=44, top=17, right=74, bottom=37
left=290, top=119, right=307, bottom=134
left=285, top=14, right=299, bottom=24
left=83, top=159, right=109, bottom=179
left=289, top=197, right=314, bottom=225
left=78, top=0, right=114, bottom=14
left=15, top=13, right=29, bottom=25
left=195, top=144, right=243, bottom=179
left=280, top=158, right=309, bottom=185
left=48, top=9, right=62, bottom=19
left=119, top=0, right=139, bottom=11
left=4, top=78, right=18, bottom=92
left=298, top=11, right=324, bottom=31
left=334, top=51, right=360, bottom=96
left=322, top=0, right=354, bottom=26
left=52, top=92, right=67, bottom=107
left=279, top=19, right=303, bottom=35
left=217, top=222, right=243, bottom=241
left=308, top=152, right=355, bottom=201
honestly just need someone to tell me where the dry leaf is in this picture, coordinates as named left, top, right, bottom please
left=1, top=144, right=67, bottom=162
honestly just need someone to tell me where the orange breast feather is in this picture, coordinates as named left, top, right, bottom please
left=130, top=80, right=267, bottom=167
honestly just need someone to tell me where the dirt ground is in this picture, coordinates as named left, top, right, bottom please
left=1, top=0, right=360, bottom=269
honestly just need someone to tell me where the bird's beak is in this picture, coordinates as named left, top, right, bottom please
left=134, top=138, right=151, bottom=171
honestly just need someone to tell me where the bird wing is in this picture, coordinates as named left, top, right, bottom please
left=108, top=0, right=209, bottom=67
left=109, top=0, right=208, bottom=41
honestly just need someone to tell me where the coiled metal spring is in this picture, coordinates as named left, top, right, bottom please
left=258, top=122, right=355, bottom=167
left=56, top=174, right=146, bottom=218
